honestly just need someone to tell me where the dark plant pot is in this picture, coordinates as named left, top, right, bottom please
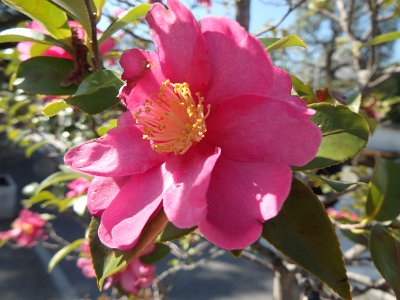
left=0, top=174, right=17, bottom=219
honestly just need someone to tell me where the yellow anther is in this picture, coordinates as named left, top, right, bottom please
left=134, top=81, right=210, bottom=154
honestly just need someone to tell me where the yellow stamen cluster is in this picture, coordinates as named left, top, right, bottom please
left=12, top=222, right=34, bottom=234
left=134, top=80, right=210, bottom=155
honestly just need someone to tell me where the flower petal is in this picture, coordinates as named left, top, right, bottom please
left=268, top=66, right=311, bottom=112
left=64, top=112, right=167, bottom=177
left=199, top=157, right=292, bottom=250
left=200, top=17, right=273, bottom=106
left=162, top=143, right=221, bottom=228
left=98, top=166, right=165, bottom=250
left=87, top=176, right=130, bottom=217
left=119, top=50, right=166, bottom=110
left=205, top=95, right=321, bottom=166
left=146, top=0, right=210, bottom=93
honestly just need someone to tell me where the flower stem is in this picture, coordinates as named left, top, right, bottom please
left=83, top=0, right=103, bottom=71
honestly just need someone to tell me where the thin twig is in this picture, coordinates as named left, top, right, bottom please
left=83, top=0, right=103, bottom=71
left=255, top=0, right=307, bottom=36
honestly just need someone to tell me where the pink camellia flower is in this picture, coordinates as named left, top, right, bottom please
left=17, top=21, right=115, bottom=61
left=66, top=177, right=91, bottom=198
left=0, top=209, right=47, bottom=247
left=65, top=0, right=321, bottom=250
left=77, top=240, right=155, bottom=295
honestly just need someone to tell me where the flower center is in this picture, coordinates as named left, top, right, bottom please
left=12, top=222, right=34, bottom=235
left=134, top=80, right=210, bottom=155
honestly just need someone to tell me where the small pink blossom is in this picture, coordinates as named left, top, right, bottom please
left=65, top=0, right=322, bottom=250
left=66, top=177, right=91, bottom=198
left=327, top=208, right=359, bottom=221
left=0, top=209, right=47, bottom=247
left=77, top=240, right=96, bottom=278
left=108, top=259, right=155, bottom=295
left=17, top=21, right=115, bottom=61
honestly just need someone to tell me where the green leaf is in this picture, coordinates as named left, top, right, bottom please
left=290, top=75, right=316, bottom=102
left=296, top=103, right=369, bottom=170
left=345, top=93, right=361, bottom=113
left=370, top=224, right=400, bottom=298
left=230, top=250, right=243, bottom=258
left=99, top=4, right=151, bottom=44
left=48, top=238, right=84, bottom=272
left=262, top=34, right=307, bottom=52
left=47, top=0, right=94, bottom=38
left=35, top=170, right=89, bottom=194
left=2, top=0, right=70, bottom=39
left=93, top=0, right=107, bottom=21
left=42, top=100, right=70, bottom=117
left=66, top=87, right=119, bottom=114
left=306, top=172, right=361, bottom=193
left=25, top=190, right=58, bottom=208
left=260, top=37, right=280, bottom=48
left=75, top=70, right=123, bottom=95
left=25, top=141, right=49, bottom=158
left=340, top=228, right=369, bottom=246
left=365, top=31, right=400, bottom=46
left=14, top=57, right=77, bottom=96
left=140, top=243, right=170, bottom=264
left=0, top=28, right=69, bottom=51
left=263, top=178, right=351, bottom=300
left=366, top=157, right=400, bottom=221
left=96, top=119, right=117, bottom=136
left=65, top=70, right=123, bottom=114
left=158, top=223, right=196, bottom=242
left=90, top=211, right=168, bottom=289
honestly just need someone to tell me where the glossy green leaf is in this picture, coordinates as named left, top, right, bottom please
left=291, top=75, right=316, bottom=102
left=99, top=4, right=151, bottom=44
left=370, top=224, right=400, bottom=298
left=263, top=178, right=351, bottom=300
left=47, top=0, right=93, bottom=38
left=35, top=170, right=89, bottom=194
left=158, top=223, right=196, bottom=242
left=140, top=243, right=170, bottom=264
left=48, top=238, right=84, bottom=272
left=90, top=211, right=168, bottom=289
left=262, top=34, right=307, bottom=52
left=296, top=103, right=369, bottom=170
left=75, top=70, right=123, bottom=95
left=14, top=57, right=77, bottom=96
left=0, top=28, right=69, bottom=50
left=65, top=70, right=123, bottom=114
left=25, top=141, right=49, bottom=158
left=42, top=100, right=70, bottom=117
left=304, top=172, right=361, bottom=193
left=365, top=31, right=400, bottom=46
left=66, top=87, right=119, bottom=114
left=366, top=157, right=400, bottom=221
left=2, top=0, right=70, bottom=39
